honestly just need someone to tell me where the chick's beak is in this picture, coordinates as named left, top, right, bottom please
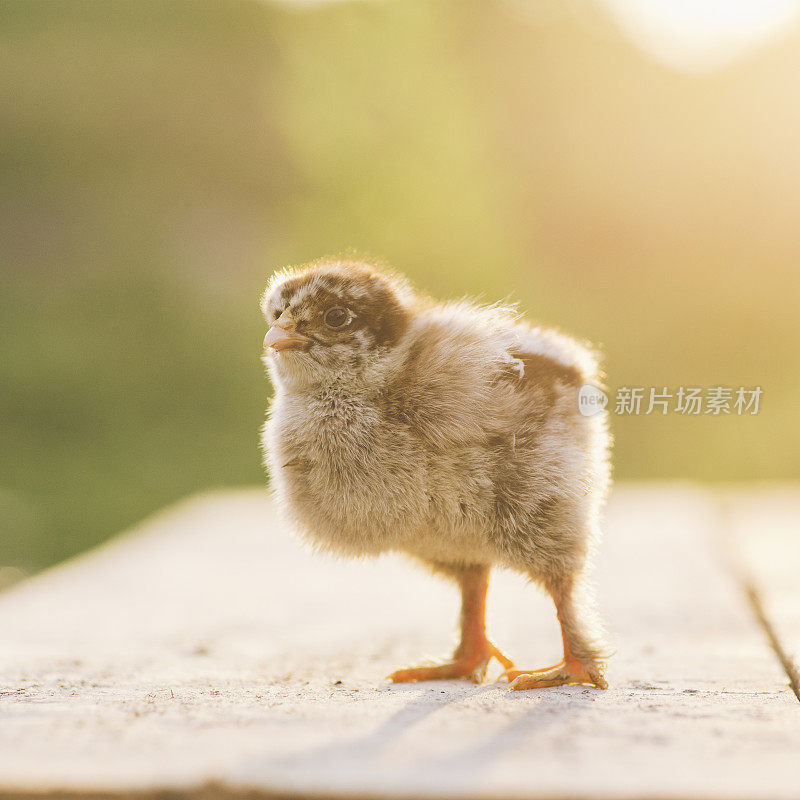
left=263, top=324, right=311, bottom=352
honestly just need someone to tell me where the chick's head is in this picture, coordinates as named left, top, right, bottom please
left=262, top=261, right=412, bottom=387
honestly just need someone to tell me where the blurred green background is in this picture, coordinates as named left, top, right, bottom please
left=2, top=0, right=799, bottom=579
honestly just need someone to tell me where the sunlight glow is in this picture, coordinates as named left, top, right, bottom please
left=602, top=0, right=800, bottom=70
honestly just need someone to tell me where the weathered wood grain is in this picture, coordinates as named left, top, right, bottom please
left=0, top=485, right=797, bottom=798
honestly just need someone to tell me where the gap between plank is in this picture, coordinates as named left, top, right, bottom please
left=716, top=496, right=800, bottom=705
left=742, top=579, right=800, bottom=703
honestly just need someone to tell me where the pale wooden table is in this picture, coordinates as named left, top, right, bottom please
left=0, top=485, right=797, bottom=799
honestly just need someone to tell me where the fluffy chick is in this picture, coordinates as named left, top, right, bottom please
left=261, top=259, right=611, bottom=689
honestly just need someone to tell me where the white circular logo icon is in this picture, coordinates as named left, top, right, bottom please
left=577, top=384, right=608, bottom=417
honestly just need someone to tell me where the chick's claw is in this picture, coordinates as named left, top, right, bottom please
left=501, top=658, right=607, bottom=690
left=388, top=642, right=514, bottom=684
left=387, top=660, right=489, bottom=684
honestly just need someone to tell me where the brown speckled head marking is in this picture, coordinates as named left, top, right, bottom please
left=262, top=260, right=416, bottom=390
left=264, top=260, right=411, bottom=354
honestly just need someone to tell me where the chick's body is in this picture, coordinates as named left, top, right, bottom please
left=262, top=260, right=611, bottom=689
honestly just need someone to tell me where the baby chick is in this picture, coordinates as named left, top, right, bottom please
left=261, top=259, right=610, bottom=689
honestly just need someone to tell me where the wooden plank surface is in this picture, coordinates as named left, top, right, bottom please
left=0, top=485, right=797, bottom=798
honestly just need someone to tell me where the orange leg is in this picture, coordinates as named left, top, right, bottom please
left=388, top=565, right=514, bottom=684
left=500, top=588, right=607, bottom=690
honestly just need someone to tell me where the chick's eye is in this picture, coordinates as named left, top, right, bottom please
left=324, top=307, right=349, bottom=329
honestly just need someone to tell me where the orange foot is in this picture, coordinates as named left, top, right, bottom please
left=501, top=657, right=607, bottom=690
left=388, top=641, right=514, bottom=684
